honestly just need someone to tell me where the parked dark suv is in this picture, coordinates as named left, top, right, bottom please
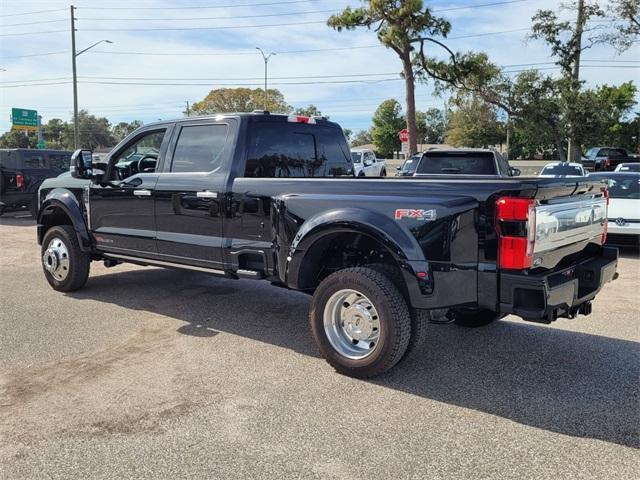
left=0, top=149, right=72, bottom=216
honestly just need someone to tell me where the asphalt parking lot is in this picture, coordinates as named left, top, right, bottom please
left=1, top=212, right=638, bottom=479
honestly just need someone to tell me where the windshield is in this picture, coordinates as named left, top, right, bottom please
left=541, top=164, right=584, bottom=176
left=351, top=152, right=362, bottom=163
left=401, top=155, right=421, bottom=173
left=416, top=151, right=496, bottom=175
left=590, top=173, right=640, bottom=199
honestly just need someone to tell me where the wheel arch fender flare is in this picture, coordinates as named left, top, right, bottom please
left=285, top=207, right=427, bottom=288
left=38, top=188, right=91, bottom=251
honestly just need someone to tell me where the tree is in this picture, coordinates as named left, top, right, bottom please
left=293, top=105, right=323, bottom=117
left=112, top=121, right=143, bottom=142
left=530, top=0, right=606, bottom=160
left=371, top=99, right=405, bottom=157
left=416, top=108, right=446, bottom=144
left=0, top=129, right=38, bottom=149
left=445, top=97, right=505, bottom=148
left=328, top=0, right=450, bottom=155
left=191, top=87, right=292, bottom=114
left=601, top=0, right=639, bottom=51
left=342, top=128, right=353, bottom=142
left=43, top=118, right=72, bottom=150
left=70, top=110, right=115, bottom=150
left=351, top=129, right=373, bottom=147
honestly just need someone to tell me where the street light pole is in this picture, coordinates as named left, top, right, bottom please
left=256, top=47, right=275, bottom=111
left=71, top=5, right=78, bottom=148
left=70, top=4, right=112, bottom=148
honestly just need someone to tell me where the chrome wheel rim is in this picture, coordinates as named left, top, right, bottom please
left=323, top=289, right=381, bottom=359
left=43, top=237, right=70, bottom=281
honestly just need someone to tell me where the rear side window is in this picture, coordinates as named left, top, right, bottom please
left=245, top=123, right=351, bottom=177
left=417, top=152, right=496, bottom=175
left=24, top=155, right=45, bottom=168
left=171, top=124, right=228, bottom=173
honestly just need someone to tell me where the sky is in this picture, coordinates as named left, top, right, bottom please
left=1, top=0, right=638, bottom=135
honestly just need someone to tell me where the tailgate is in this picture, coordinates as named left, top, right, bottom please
left=531, top=179, right=607, bottom=270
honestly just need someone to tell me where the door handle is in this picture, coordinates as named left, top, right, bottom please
left=196, top=191, right=218, bottom=199
left=133, top=189, right=152, bottom=197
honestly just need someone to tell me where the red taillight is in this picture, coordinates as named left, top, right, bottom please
left=496, top=197, right=536, bottom=270
left=601, top=189, right=609, bottom=244
left=15, top=173, right=24, bottom=189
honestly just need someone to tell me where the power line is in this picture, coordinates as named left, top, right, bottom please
left=0, top=18, right=66, bottom=28
left=79, top=0, right=324, bottom=11
left=433, top=0, right=531, bottom=13
left=76, top=72, right=401, bottom=81
left=5, top=62, right=639, bottom=86
left=0, top=8, right=66, bottom=18
left=74, top=0, right=534, bottom=22
left=77, top=8, right=338, bottom=22
left=78, top=19, right=326, bottom=32
left=0, top=30, right=67, bottom=38
left=0, top=51, right=68, bottom=59
left=81, top=78, right=402, bottom=87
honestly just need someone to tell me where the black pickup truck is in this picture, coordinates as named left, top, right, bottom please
left=37, top=112, right=617, bottom=377
left=582, top=147, right=640, bottom=171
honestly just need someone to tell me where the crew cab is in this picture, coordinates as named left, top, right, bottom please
left=0, top=148, right=72, bottom=216
left=413, top=148, right=521, bottom=177
left=37, top=113, right=617, bottom=378
left=582, top=147, right=640, bottom=171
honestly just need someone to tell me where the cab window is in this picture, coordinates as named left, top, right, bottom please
left=170, top=124, right=228, bottom=173
left=245, top=123, right=351, bottom=178
left=112, top=130, right=166, bottom=180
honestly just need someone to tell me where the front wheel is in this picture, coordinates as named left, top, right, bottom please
left=309, top=267, right=411, bottom=378
left=380, top=169, right=387, bottom=177
left=41, top=225, right=90, bottom=292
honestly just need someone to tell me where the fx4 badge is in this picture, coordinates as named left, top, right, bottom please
left=394, top=209, right=437, bottom=221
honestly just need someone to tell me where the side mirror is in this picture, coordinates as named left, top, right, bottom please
left=91, top=155, right=109, bottom=185
left=509, top=167, right=521, bottom=177
left=70, top=149, right=93, bottom=179
left=363, top=159, right=373, bottom=167
left=396, top=166, right=401, bottom=171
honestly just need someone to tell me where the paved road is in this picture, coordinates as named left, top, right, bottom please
left=1, top=213, right=638, bottom=479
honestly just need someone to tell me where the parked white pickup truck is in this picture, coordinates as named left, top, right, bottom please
left=350, top=148, right=387, bottom=176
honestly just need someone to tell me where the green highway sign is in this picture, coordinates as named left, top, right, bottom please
left=37, top=140, right=46, bottom=149
left=11, top=108, right=38, bottom=131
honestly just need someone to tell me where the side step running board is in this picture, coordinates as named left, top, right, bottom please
left=236, top=269, right=265, bottom=279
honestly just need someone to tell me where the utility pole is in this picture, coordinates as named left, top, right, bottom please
left=185, top=101, right=191, bottom=116
left=505, top=110, right=510, bottom=161
left=70, top=4, right=112, bottom=149
left=71, top=5, right=78, bottom=149
left=568, top=0, right=586, bottom=163
left=256, top=47, right=275, bottom=111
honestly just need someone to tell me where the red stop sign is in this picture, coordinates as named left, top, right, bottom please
left=399, top=129, right=409, bottom=142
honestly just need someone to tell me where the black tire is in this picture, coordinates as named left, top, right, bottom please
left=41, top=225, right=90, bottom=292
left=364, top=263, right=428, bottom=356
left=380, top=169, right=387, bottom=177
left=358, top=171, right=366, bottom=177
left=0, top=205, right=4, bottom=217
left=309, top=267, right=411, bottom=378
left=451, top=308, right=502, bottom=328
